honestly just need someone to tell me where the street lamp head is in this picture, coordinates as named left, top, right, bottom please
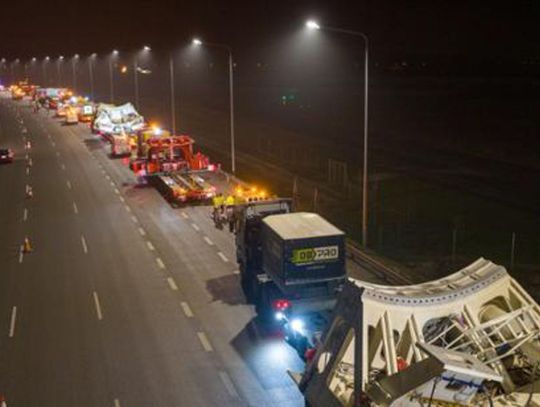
left=59, top=56, right=64, bottom=60
left=143, top=45, right=151, bottom=51
left=112, top=49, right=119, bottom=55
left=45, top=56, right=50, bottom=61
left=91, top=53, right=97, bottom=58
left=32, top=57, right=37, bottom=62
left=306, top=20, right=321, bottom=30
left=192, top=38, right=202, bottom=46
left=74, top=54, right=79, bottom=59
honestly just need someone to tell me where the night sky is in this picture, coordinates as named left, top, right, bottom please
left=1, top=1, right=539, bottom=62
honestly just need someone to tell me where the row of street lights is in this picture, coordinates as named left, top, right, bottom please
left=0, top=20, right=371, bottom=247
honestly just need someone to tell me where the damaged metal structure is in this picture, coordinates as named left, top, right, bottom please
left=293, top=258, right=540, bottom=406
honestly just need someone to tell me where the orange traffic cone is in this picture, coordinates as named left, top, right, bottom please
left=23, top=237, right=32, bottom=253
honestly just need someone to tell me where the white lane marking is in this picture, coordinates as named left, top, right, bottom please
left=181, top=302, right=194, bottom=318
left=219, top=371, right=239, bottom=398
left=56, top=151, right=60, bottom=157
left=26, top=167, right=29, bottom=176
left=119, top=196, right=125, bottom=203
left=60, top=163, right=66, bottom=170
left=73, top=202, right=79, bottom=214
left=181, top=212, right=189, bottom=219
left=233, top=269, right=240, bottom=275
left=93, top=292, right=103, bottom=320
left=114, top=188, right=120, bottom=195
left=197, top=332, right=213, bottom=352
left=81, top=235, right=88, bottom=254
left=156, top=257, right=165, bottom=269
left=146, top=241, right=155, bottom=251
left=23, top=208, right=28, bottom=222
left=138, top=227, right=146, bottom=237
left=66, top=180, right=72, bottom=189
left=131, top=215, right=138, bottom=223
left=51, top=141, right=56, bottom=147
left=110, top=181, right=115, bottom=187
left=217, top=252, right=229, bottom=263
left=125, top=205, right=132, bottom=213
left=203, top=236, right=214, bottom=246
left=191, top=223, right=200, bottom=231
left=101, top=169, right=106, bottom=175
left=18, top=248, right=24, bottom=264
left=167, top=277, right=179, bottom=291
left=9, top=306, right=17, bottom=338
left=114, top=399, right=121, bottom=407
left=105, top=174, right=111, bottom=180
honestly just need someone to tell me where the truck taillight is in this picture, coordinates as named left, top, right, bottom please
left=272, top=299, right=291, bottom=311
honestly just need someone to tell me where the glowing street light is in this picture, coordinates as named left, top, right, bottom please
left=304, top=19, right=370, bottom=247
left=192, top=38, right=203, bottom=46
left=143, top=45, right=151, bottom=51
left=109, top=50, right=119, bottom=103
left=88, top=53, right=97, bottom=99
left=305, top=20, right=321, bottom=30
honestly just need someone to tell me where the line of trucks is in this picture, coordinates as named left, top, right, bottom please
left=8, top=79, right=540, bottom=406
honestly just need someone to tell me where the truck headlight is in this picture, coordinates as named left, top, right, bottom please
left=290, top=318, right=304, bottom=333
left=275, top=311, right=285, bottom=321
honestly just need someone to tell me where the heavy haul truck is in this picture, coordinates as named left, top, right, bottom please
left=235, top=199, right=347, bottom=356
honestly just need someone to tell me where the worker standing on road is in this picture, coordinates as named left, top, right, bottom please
left=224, top=195, right=236, bottom=232
left=212, top=193, right=225, bottom=228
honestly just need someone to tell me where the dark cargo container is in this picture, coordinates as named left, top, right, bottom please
left=261, top=212, right=346, bottom=288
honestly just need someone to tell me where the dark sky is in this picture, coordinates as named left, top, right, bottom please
left=1, top=1, right=539, bottom=61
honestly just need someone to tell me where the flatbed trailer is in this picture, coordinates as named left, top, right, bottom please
left=149, top=170, right=217, bottom=206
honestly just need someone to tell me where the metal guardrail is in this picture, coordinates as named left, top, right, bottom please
left=346, top=240, right=413, bottom=285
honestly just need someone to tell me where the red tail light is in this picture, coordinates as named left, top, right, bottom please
left=272, top=299, right=291, bottom=311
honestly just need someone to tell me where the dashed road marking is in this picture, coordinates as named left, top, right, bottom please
left=146, top=241, right=155, bottom=251
left=138, top=227, right=146, bottom=237
left=219, top=371, right=239, bottom=398
left=203, top=236, right=214, bottom=246
left=114, top=188, right=120, bottom=195
left=105, top=175, right=111, bottom=180
left=181, top=212, right=189, bottom=219
left=60, top=163, right=66, bottom=170
left=66, top=180, right=72, bottom=189
left=125, top=205, right=132, bottom=213
left=181, top=302, right=194, bottom=318
left=26, top=167, right=30, bottom=176
left=156, top=257, right=165, bottom=269
left=217, top=252, right=229, bottom=263
left=197, top=332, right=213, bottom=352
left=18, top=248, right=24, bottom=264
left=56, top=151, right=60, bottom=157
left=114, top=399, right=121, bottom=407
left=9, top=306, right=17, bottom=338
left=131, top=215, right=138, bottom=223
left=93, top=292, right=103, bottom=320
left=119, top=196, right=125, bottom=203
left=81, top=235, right=88, bottom=254
left=233, top=269, right=240, bottom=275
left=191, top=223, right=200, bottom=231
left=167, top=277, right=179, bottom=291
left=73, top=202, right=79, bottom=214
left=23, top=208, right=28, bottom=222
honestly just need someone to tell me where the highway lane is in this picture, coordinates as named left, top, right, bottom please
left=0, top=100, right=279, bottom=406
left=0, top=99, right=305, bottom=406
left=53, top=107, right=306, bottom=405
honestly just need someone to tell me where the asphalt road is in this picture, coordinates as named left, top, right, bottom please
left=0, top=97, right=305, bottom=406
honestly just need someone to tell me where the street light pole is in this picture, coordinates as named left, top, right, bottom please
left=72, top=54, right=79, bottom=91
left=109, top=50, right=118, bottom=103
left=88, top=54, right=96, bottom=99
left=133, top=56, right=139, bottom=109
left=192, top=39, right=236, bottom=174
left=306, top=21, right=370, bottom=247
left=43, top=57, right=50, bottom=86
left=169, top=53, right=177, bottom=134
